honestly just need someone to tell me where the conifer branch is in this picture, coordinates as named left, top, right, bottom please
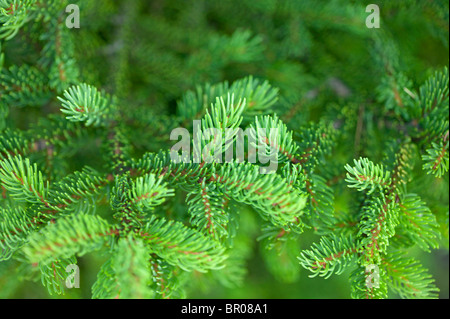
left=0, top=0, right=447, bottom=300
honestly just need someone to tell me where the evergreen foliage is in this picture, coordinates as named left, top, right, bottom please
left=0, top=0, right=448, bottom=299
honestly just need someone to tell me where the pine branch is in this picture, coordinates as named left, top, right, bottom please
left=39, top=256, right=77, bottom=296
left=393, top=193, right=441, bottom=252
left=345, top=158, right=391, bottom=194
left=349, top=264, right=388, bottom=299
left=0, top=0, right=448, bottom=299
left=186, top=182, right=230, bottom=241
left=0, top=64, right=51, bottom=107
left=23, top=214, right=118, bottom=265
left=58, top=83, right=117, bottom=126
left=298, top=234, right=360, bottom=279
left=112, top=236, right=154, bottom=299
left=149, top=256, right=186, bottom=299
left=0, top=155, right=50, bottom=206
left=139, top=215, right=227, bottom=272
left=383, top=251, right=439, bottom=299
left=91, top=258, right=120, bottom=299
left=0, top=206, right=36, bottom=260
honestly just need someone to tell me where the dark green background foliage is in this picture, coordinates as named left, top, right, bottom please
left=0, top=0, right=448, bottom=299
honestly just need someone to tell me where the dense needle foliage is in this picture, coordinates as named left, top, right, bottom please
left=0, top=0, right=448, bottom=299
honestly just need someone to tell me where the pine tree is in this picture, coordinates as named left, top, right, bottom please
left=0, top=0, right=448, bottom=299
